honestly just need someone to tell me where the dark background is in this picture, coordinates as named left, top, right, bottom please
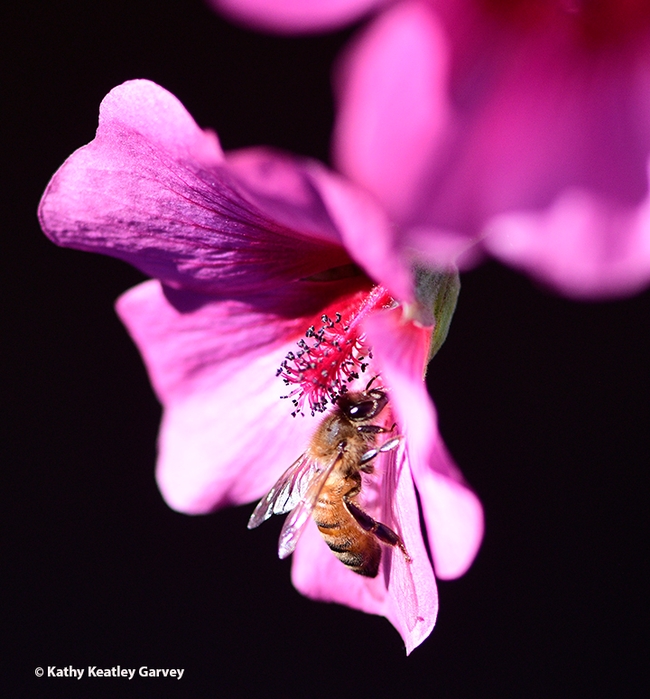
left=3, top=1, right=649, bottom=696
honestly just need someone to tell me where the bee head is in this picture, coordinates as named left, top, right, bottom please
left=338, top=389, right=388, bottom=422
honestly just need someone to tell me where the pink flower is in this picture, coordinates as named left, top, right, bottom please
left=208, top=0, right=386, bottom=34
left=38, top=80, right=483, bottom=653
left=210, top=0, right=650, bottom=298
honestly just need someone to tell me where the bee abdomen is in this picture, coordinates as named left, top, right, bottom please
left=332, top=542, right=380, bottom=577
left=316, top=526, right=381, bottom=577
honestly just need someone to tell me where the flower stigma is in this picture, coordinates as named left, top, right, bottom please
left=277, top=285, right=395, bottom=416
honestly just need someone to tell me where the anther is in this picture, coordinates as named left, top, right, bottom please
left=276, top=286, right=394, bottom=416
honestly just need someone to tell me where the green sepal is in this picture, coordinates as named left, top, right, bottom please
left=409, top=266, right=460, bottom=367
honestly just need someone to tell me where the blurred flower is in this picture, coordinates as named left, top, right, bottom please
left=211, top=0, right=650, bottom=298
left=38, top=80, right=482, bottom=652
left=208, top=0, right=385, bottom=34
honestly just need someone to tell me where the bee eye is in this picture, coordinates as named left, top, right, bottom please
left=347, top=400, right=378, bottom=420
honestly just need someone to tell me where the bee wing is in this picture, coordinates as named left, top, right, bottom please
left=248, top=452, right=322, bottom=529
left=277, top=452, right=342, bottom=560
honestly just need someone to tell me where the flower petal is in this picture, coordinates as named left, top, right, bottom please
left=227, top=147, right=414, bottom=301
left=116, top=280, right=329, bottom=512
left=119, top=281, right=439, bottom=644
left=415, top=12, right=650, bottom=231
left=305, top=159, right=415, bottom=302
left=291, top=440, right=437, bottom=654
left=291, top=522, right=388, bottom=615
left=334, top=1, right=650, bottom=296
left=333, top=0, right=451, bottom=225
left=414, top=15, right=650, bottom=296
left=484, top=179, right=650, bottom=299
left=379, top=440, right=438, bottom=653
left=209, top=0, right=385, bottom=34
left=363, top=307, right=484, bottom=579
left=408, top=439, right=484, bottom=580
left=39, top=80, right=354, bottom=301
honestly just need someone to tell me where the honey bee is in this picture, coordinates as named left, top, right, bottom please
left=248, top=387, right=411, bottom=578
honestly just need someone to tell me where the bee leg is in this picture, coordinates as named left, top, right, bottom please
left=357, top=421, right=398, bottom=436
left=345, top=500, right=412, bottom=563
left=357, top=424, right=389, bottom=434
left=359, top=449, right=378, bottom=467
left=358, top=446, right=378, bottom=473
left=378, top=436, right=401, bottom=453
left=359, top=435, right=402, bottom=472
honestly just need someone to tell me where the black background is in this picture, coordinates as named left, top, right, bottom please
left=3, top=1, right=649, bottom=697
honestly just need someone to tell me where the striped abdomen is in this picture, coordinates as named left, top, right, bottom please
left=313, top=475, right=381, bottom=578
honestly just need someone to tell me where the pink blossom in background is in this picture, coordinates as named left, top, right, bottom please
left=211, top=0, right=650, bottom=298
left=38, top=80, right=483, bottom=652
left=208, top=0, right=386, bottom=33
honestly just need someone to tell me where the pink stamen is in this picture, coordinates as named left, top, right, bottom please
left=277, top=286, right=394, bottom=416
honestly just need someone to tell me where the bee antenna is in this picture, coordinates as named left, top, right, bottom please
left=365, top=375, right=380, bottom=391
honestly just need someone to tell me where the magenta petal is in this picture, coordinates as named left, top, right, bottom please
left=95, top=79, right=224, bottom=165
left=417, top=16, right=650, bottom=233
left=418, top=21, right=650, bottom=295
left=334, top=1, right=650, bottom=296
left=364, top=308, right=484, bottom=579
left=116, top=280, right=323, bottom=512
left=304, top=160, right=415, bottom=302
left=225, top=148, right=351, bottom=248
left=291, top=440, right=437, bottom=654
left=231, top=147, right=416, bottom=301
left=39, top=80, right=353, bottom=300
left=380, top=440, right=438, bottom=652
left=408, top=439, right=484, bottom=580
left=333, top=0, right=451, bottom=224
left=484, top=181, right=650, bottom=298
left=291, top=524, right=388, bottom=616
left=209, top=0, right=385, bottom=34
